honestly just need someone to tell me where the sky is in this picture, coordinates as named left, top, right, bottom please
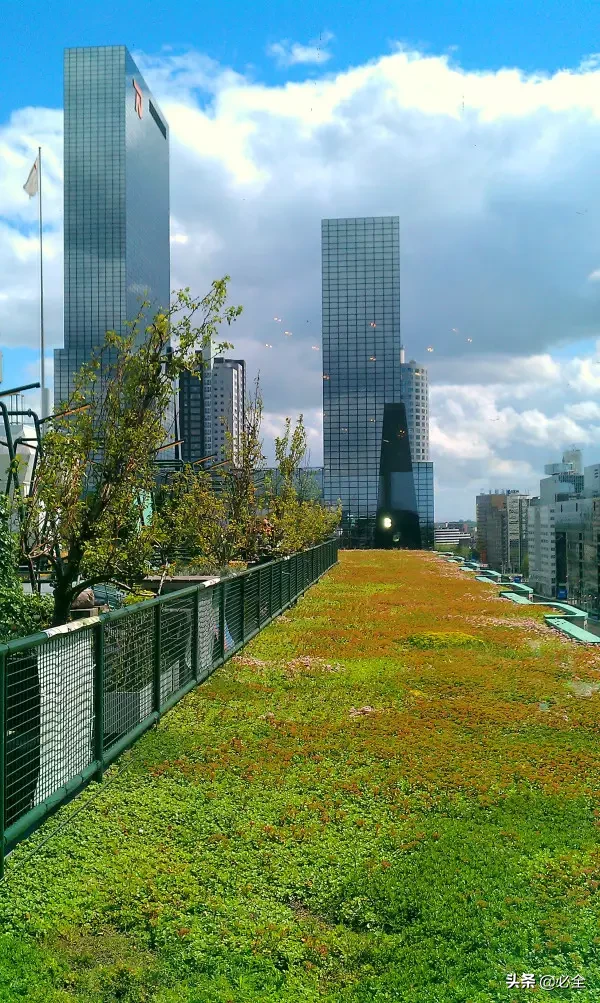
left=2, top=0, right=600, bottom=520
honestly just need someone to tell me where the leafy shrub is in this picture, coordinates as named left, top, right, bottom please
left=0, top=496, right=53, bottom=642
left=121, top=589, right=155, bottom=607
left=402, top=630, right=484, bottom=649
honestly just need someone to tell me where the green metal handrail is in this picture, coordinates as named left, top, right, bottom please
left=0, top=538, right=339, bottom=873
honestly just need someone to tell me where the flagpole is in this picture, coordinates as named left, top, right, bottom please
left=38, top=146, right=49, bottom=419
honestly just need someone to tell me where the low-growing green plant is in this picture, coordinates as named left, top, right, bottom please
left=402, top=630, right=485, bottom=649
left=0, top=495, right=53, bottom=642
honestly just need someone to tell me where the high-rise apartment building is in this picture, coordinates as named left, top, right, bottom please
left=476, top=489, right=530, bottom=572
left=207, top=358, right=246, bottom=465
left=321, top=215, right=433, bottom=547
left=528, top=452, right=586, bottom=596
left=179, top=354, right=246, bottom=466
left=399, top=356, right=429, bottom=462
left=55, top=46, right=171, bottom=424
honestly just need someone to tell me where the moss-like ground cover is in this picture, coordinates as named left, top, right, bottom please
left=2, top=551, right=600, bottom=1001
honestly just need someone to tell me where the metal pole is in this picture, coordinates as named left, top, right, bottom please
left=0, top=646, right=5, bottom=878
left=240, top=575, right=246, bottom=642
left=153, top=604, right=163, bottom=713
left=93, top=619, right=105, bottom=781
left=219, top=583, right=226, bottom=661
left=38, top=148, right=49, bottom=421
left=192, top=590, right=199, bottom=682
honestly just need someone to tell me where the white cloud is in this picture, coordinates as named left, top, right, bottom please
left=267, top=32, right=334, bottom=69
left=5, top=45, right=600, bottom=513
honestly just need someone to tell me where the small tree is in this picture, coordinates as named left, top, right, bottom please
left=267, top=416, right=341, bottom=555
left=151, top=465, right=231, bottom=582
left=20, top=281, right=241, bottom=626
left=215, top=377, right=267, bottom=563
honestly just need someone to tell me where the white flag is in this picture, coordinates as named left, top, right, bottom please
left=23, top=159, right=39, bottom=198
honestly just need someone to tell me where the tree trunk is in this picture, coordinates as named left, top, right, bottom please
left=52, top=577, right=75, bottom=627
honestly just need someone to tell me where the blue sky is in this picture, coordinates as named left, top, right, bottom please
left=3, top=0, right=600, bottom=124
left=4, top=0, right=600, bottom=518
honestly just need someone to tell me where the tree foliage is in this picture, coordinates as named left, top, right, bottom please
left=265, top=415, right=341, bottom=557
left=0, top=495, right=53, bottom=642
left=19, top=281, right=241, bottom=626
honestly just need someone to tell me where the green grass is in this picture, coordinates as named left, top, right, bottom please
left=1, top=551, right=600, bottom=1001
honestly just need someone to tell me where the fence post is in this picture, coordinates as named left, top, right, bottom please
left=93, top=619, right=105, bottom=782
left=219, top=582, right=226, bottom=661
left=153, top=603, right=162, bottom=714
left=0, top=646, right=5, bottom=878
left=192, top=589, right=199, bottom=683
left=240, top=575, right=246, bottom=643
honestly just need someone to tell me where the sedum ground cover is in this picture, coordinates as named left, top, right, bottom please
left=2, top=551, right=600, bottom=1001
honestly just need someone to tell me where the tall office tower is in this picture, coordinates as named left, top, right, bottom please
left=322, top=215, right=433, bottom=547
left=55, top=46, right=171, bottom=433
left=209, top=358, right=246, bottom=465
left=399, top=356, right=429, bottom=462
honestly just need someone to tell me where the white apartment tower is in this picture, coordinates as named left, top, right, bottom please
left=400, top=353, right=429, bottom=462
left=205, top=358, right=246, bottom=465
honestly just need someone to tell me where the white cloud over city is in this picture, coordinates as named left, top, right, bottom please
left=2, top=45, right=600, bottom=516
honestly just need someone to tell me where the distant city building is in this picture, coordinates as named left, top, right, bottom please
left=400, top=356, right=429, bottom=462
left=528, top=499, right=559, bottom=597
left=562, top=448, right=583, bottom=474
left=321, top=215, right=433, bottom=548
left=476, top=489, right=530, bottom=573
left=209, top=358, right=246, bottom=465
left=434, top=522, right=474, bottom=548
left=255, top=467, right=325, bottom=500
left=553, top=493, right=600, bottom=611
left=528, top=450, right=588, bottom=597
left=55, top=45, right=174, bottom=449
left=178, top=358, right=205, bottom=465
left=413, top=461, right=434, bottom=548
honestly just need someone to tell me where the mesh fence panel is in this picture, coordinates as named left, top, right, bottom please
left=211, top=586, right=223, bottom=666
left=2, top=540, right=339, bottom=858
left=160, top=595, right=194, bottom=705
left=244, top=571, right=260, bottom=637
left=225, top=579, right=243, bottom=651
left=103, top=607, right=154, bottom=749
left=197, top=589, right=215, bottom=682
left=5, top=628, right=96, bottom=830
left=271, top=562, right=282, bottom=616
left=281, top=558, right=291, bottom=609
left=259, top=568, right=270, bottom=626
left=6, top=646, right=40, bottom=830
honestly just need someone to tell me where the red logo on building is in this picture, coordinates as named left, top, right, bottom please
left=133, top=79, right=143, bottom=118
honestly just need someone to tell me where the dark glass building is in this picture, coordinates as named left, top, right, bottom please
left=55, top=45, right=170, bottom=409
left=179, top=364, right=205, bottom=465
left=413, top=461, right=435, bottom=548
left=322, top=215, right=433, bottom=548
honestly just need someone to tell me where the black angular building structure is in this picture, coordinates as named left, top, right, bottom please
left=374, top=403, right=422, bottom=549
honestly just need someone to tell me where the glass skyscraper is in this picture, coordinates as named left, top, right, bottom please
left=55, top=46, right=170, bottom=411
left=322, top=215, right=433, bottom=548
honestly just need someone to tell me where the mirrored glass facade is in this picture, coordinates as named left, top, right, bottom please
left=413, top=461, right=434, bottom=548
left=322, top=217, right=401, bottom=541
left=55, top=46, right=170, bottom=411
left=322, top=216, right=434, bottom=547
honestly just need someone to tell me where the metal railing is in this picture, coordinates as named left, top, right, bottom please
left=0, top=538, right=339, bottom=872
